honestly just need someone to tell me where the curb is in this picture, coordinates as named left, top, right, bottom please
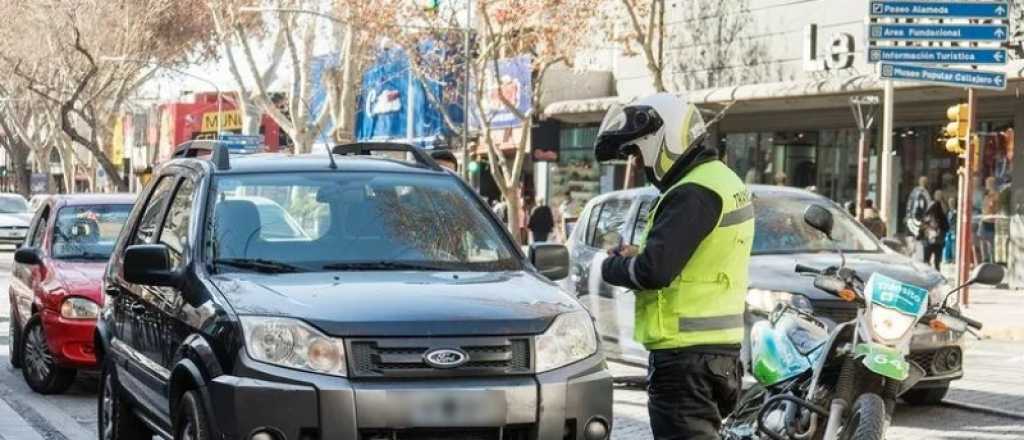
left=941, top=399, right=1024, bottom=420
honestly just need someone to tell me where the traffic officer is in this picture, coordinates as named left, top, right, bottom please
left=593, top=93, right=754, bottom=440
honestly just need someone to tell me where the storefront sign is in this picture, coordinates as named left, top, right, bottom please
left=868, top=47, right=1006, bottom=65
left=879, top=63, right=1006, bottom=91
left=869, top=1, right=1008, bottom=19
left=803, top=24, right=855, bottom=72
left=201, top=110, right=243, bottom=132
left=869, top=24, right=1008, bottom=42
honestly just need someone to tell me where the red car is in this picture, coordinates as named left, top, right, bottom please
left=9, top=194, right=135, bottom=394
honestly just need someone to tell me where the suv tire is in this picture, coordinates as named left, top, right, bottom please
left=176, top=390, right=212, bottom=440
left=99, top=359, right=153, bottom=440
left=901, top=383, right=950, bottom=406
left=20, top=316, right=75, bottom=394
left=9, top=310, right=22, bottom=368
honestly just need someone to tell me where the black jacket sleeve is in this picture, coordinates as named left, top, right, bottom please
left=601, top=184, right=723, bottom=290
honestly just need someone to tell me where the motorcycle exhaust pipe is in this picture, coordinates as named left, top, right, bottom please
left=822, top=398, right=849, bottom=440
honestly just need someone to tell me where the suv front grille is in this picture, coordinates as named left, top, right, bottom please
left=347, top=337, right=532, bottom=378
left=361, top=425, right=533, bottom=440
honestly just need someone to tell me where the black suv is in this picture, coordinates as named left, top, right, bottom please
left=95, top=143, right=612, bottom=440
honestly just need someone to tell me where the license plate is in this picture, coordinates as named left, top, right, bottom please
left=400, top=391, right=505, bottom=427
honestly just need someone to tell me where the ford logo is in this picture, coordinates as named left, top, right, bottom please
left=423, top=348, right=469, bottom=369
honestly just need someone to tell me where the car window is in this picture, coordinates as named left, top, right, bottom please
left=159, top=179, right=195, bottom=269
left=630, top=200, right=653, bottom=244
left=207, top=172, right=520, bottom=272
left=0, top=195, right=29, bottom=214
left=133, top=176, right=177, bottom=245
left=52, top=204, right=132, bottom=260
left=753, top=197, right=881, bottom=254
left=27, top=206, right=49, bottom=248
left=584, top=204, right=602, bottom=247
left=588, top=199, right=631, bottom=249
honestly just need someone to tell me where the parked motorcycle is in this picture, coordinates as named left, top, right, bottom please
left=722, top=204, right=1003, bottom=440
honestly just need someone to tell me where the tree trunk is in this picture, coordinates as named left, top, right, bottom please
left=7, top=145, right=32, bottom=197
left=505, top=182, right=523, bottom=245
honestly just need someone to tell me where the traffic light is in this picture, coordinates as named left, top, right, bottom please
left=943, top=103, right=970, bottom=155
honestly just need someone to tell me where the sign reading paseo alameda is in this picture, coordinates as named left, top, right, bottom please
left=869, top=1, right=1009, bottom=19
left=880, top=63, right=1006, bottom=91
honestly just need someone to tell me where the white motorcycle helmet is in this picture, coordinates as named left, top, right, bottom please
left=593, top=93, right=707, bottom=188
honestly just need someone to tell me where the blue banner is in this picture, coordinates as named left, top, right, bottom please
left=879, top=63, right=1007, bottom=91
left=472, top=56, right=532, bottom=129
left=869, top=1, right=1009, bottom=19
left=868, top=47, right=1007, bottom=65
left=869, top=24, right=1009, bottom=42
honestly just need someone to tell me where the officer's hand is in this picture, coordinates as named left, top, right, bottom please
left=609, top=245, right=639, bottom=258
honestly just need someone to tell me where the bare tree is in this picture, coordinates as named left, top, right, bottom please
left=670, top=0, right=773, bottom=91
left=396, top=0, right=599, bottom=243
left=615, top=0, right=669, bottom=93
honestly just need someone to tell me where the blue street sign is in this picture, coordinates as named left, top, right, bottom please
left=868, top=47, right=1007, bottom=64
left=217, top=134, right=265, bottom=152
left=879, top=63, right=1006, bottom=91
left=869, top=24, right=1009, bottom=42
left=869, top=1, right=1009, bottom=19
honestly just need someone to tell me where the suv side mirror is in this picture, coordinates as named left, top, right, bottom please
left=969, top=263, right=1004, bottom=286
left=803, top=205, right=834, bottom=238
left=14, top=247, right=42, bottom=265
left=124, top=244, right=180, bottom=287
left=529, top=243, right=569, bottom=281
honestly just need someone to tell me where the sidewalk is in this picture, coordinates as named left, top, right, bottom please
left=958, top=287, right=1024, bottom=341
left=0, top=318, right=44, bottom=440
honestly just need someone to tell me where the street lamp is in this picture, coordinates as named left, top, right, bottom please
left=99, top=56, right=226, bottom=136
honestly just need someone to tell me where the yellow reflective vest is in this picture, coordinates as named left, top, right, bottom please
left=634, top=161, right=754, bottom=350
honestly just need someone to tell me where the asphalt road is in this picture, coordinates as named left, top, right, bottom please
left=0, top=248, right=1019, bottom=440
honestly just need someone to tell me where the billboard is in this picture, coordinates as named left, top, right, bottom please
left=473, top=56, right=532, bottom=129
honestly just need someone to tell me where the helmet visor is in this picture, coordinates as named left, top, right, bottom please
left=593, top=104, right=662, bottom=162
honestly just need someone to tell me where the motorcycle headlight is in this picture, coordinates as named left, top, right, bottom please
left=870, top=306, right=917, bottom=341
left=239, top=316, right=348, bottom=377
left=60, top=297, right=100, bottom=320
left=535, top=311, right=598, bottom=373
left=746, top=289, right=812, bottom=315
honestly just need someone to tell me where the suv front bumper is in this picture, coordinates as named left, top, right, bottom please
left=207, top=354, right=613, bottom=440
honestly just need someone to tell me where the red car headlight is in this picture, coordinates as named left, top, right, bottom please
left=60, top=297, right=100, bottom=320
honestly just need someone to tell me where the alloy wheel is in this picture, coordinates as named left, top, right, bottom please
left=23, top=324, right=52, bottom=383
left=101, top=374, right=115, bottom=440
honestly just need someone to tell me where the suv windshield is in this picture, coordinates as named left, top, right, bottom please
left=207, top=172, right=519, bottom=273
left=753, top=197, right=880, bottom=254
left=53, top=204, right=133, bottom=260
left=0, top=196, right=28, bottom=214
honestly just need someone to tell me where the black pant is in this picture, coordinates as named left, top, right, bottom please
left=924, top=242, right=944, bottom=270
left=647, top=349, right=742, bottom=440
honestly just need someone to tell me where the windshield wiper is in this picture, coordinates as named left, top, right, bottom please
left=214, top=258, right=306, bottom=274
left=322, top=261, right=448, bottom=271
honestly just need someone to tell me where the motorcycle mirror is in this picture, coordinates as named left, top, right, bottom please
left=803, top=205, right=834, bottom=239
left=969, top=263, right=1005, bottom=286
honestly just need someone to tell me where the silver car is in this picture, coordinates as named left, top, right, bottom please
left=0, top=193, right=31, bottom=245
left=565, top=185, right=965, bottom=405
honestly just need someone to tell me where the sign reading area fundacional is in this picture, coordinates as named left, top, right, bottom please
left=880, top=63, right=1006, bottom=91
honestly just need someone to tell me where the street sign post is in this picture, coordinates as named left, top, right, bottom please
left=879, top=63, right=1007, bottom=91
left=869, top=1, right=1009, bottom=19
left=869, top=24, right=1009, bottom=42
left=868, top=47, right=1007, bottom=64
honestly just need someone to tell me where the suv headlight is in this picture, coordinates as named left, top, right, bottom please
left=239, top=316, right=347, bottom=377
left=746, top=289, right=812, bottom=315
left=535, top=311, right=598, bottom=373
left=870, top=306, right=917, bottom=342
left=60, top=297, right=100, bottom=320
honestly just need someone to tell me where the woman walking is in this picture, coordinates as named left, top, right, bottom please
left=923, top=190, right=950, bottom=270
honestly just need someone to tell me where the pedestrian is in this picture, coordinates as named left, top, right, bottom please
left=527, top=198, right=554, bottom=243
left=922, top=190, right=950, bottom=270
left=861, top=199, right=887, bottom=239
left=558, top=190, right=578, bottom=241
left=905, top=175, right=932, bottom=260
left=594, top=93, right=752, bottom=440
left=493, top=199, right=508, bottom=225
left=980, top=176, right=1001, bottom=263
left=773, top=172, right=788, bottom=186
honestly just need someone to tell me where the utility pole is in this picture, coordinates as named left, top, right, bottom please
left=850, top=96, right=879, bottom=220
left=879, top=80, right=896, bottom=235
left=958, top=88, right=978, bottom=306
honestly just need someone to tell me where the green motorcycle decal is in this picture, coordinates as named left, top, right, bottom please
left=864, top=273, right=928, bottom=317
left=855, top=343, right=910, bottom=381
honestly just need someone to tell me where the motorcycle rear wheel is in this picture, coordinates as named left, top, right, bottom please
left=837, top=393, right=886, bottom=440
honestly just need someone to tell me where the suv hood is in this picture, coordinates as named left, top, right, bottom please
left=212, top=271, right=580, bottom=337
left=749, top=252, right=945, bottom=301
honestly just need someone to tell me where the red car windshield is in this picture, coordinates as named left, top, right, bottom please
left=52, top=204, right=133, bottom=260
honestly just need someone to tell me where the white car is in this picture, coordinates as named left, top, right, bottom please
left=0, top=194, right=31, bottom=245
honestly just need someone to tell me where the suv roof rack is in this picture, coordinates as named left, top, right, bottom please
left=172, top=140, right=232, bottom=171
left=331, top=142, right=441, bottom=170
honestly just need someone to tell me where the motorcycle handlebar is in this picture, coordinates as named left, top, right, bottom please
left=795, top=264, right=822, bottom=275
left=947, top=308, right=984, bottom=331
